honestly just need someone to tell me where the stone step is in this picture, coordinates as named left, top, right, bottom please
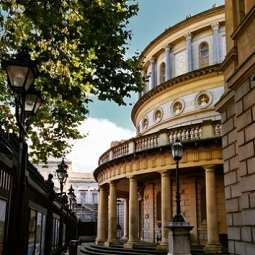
left=79, top=244, right=229, bottom=255
left=80, top=244, right=167, bottom=255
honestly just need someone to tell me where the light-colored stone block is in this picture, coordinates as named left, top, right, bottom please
left=166, top=222, right=193, bottom=255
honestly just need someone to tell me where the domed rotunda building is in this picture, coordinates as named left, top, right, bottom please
left=94, top=5, right=226, bottom=253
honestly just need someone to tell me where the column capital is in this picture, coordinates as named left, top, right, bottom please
left=109, top=180, right=118, bottom=186
left=164, top=44, right=172, bottom=51
left=211, top=22, right=220, bottom=31
left=203, top=165, right=216, bottom=171
left=128, top=175, right=138, bottom=181
left=184, top=32, right=192, bottom=40
left=150, top=57, right=156, bottom=63
left=159, top=170, right=170, bottom=177
left=99, top=184, right=108, bottom=190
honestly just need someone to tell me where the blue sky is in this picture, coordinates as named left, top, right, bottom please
left=88, top=0, right=224, bottom=131
left=69, top=0, right=225, bottom=172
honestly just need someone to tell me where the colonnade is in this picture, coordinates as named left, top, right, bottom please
left=141, top=22, right=221, bottom=94
left=96, top=165, right=222, bottom=253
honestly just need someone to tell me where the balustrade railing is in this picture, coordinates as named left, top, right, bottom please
left=98, top=121, right=222, bottom=166
left=135, top=134, right=158, bottom=152
left=112, top=142, right=129, bottom=159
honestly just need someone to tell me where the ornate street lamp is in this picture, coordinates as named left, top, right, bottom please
left=2, top=47, right=41, bottom=135
left=2, top=47, right=42, bottom=253
left=56, top=158, right=68, bottom=194
left=171, top=138, right=184, bottom=222
left=67, top=185, right=75, bottom=210
left=3, top=48, right=38, bottom=91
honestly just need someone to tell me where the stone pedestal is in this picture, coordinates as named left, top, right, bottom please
left=166, top=222, right=193, bottom=255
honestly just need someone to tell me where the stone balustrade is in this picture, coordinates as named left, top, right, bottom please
left=98, top=121, right=222, bottom=166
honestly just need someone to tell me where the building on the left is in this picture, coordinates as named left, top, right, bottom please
left=0, top=132, right=77, bottom=255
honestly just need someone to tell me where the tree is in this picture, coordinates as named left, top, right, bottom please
left=0, top=0, right=143, bottom=162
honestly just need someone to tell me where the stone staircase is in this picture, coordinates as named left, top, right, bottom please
left=79, top=243, right=229, bottom=255
left=80, top=243, right=167, bottom=255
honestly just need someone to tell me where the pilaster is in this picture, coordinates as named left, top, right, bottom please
left=184, top=32, right=193, bottom=72
left=211, top=22, right=220, bottom=64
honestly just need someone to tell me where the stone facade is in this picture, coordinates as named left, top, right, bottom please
left=216, top=1, right=255, bottom=254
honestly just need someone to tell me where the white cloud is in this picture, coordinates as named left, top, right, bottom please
left=67, top=117, right=135, bottom=173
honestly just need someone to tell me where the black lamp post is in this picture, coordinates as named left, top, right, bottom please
left=171, top=138, right=184, bottom=222
left=2, top=47, right=42, bottom=254
left=56, top=158, right=68, bottom=194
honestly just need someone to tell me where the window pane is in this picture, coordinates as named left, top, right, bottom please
left=0, top=199, right=6, bottom=255
left=40, top=214, right=46, bottom=255
left=200, top=44, right=209, bottom=67
left=35, top=212, right=42, bottom=255
left=27, top=210, right=36, bottom=255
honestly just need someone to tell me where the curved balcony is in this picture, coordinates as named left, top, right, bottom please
left=96, top=120, right=221, bottom=170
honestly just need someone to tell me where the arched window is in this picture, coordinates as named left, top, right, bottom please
left=160, top=62, right=166, bottom=83
left=200, top=43, right=209, bottom=67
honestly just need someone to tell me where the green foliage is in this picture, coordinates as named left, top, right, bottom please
left=0, top=0, right=143, bottom=163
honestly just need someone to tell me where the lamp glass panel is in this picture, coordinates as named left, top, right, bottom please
left=7, top=65, right=29, bottom=89
left=7, top=65, right=35, bottom=91
left=171, top=141, right=183, bottom=160
left=57, top=170, right=66, bottom=182
left=25, top=94, right=42, bottom=115
left=25, top=94, right=37, bottom=112
left=68, top=192, right=74, bottom=201
left=25, top=69, right=36, bottom=91
left=33, top=96, right=42, bottom=114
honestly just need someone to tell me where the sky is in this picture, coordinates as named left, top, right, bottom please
left=67, top=0, right=224, bottom=173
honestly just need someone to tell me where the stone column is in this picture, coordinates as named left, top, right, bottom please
left=158, top=171, right=171, bottom=250
left=123, top=198, right=129, bottom=239
left=211, top=22, right=220, bottom=64
left=150, top=57, right=156, bottom=89
left=204, top=165, right=222, bottom=253
left=165, top=45, right=171, bottom=80
left=184, top=32, right=193, bottom=72
left=104, top=180, right=118, bottom=246
left=124, top=176, right=139, bottom=248
left=96, top=185, right=108, bottom=244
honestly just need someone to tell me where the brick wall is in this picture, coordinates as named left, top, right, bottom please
left=220, top=75, right=255, bottom=255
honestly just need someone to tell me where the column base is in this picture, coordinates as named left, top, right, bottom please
left=204, top=243, right=222, bottom=254
left=124, top=241, right=139, bottom=249
left=156, top=242, right=168, bottom=251
left=95, top=239, right=105, bottom=245
left=104, top=240, right=118, bottom=247
left=166, top=221, right=193, bottom=255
